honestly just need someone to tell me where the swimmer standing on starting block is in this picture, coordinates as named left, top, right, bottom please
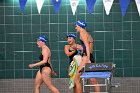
left=74, top=20, right=100, bottom=93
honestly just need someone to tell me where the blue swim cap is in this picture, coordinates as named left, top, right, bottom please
left=38, top=35, right=47, bottom=42
left=67, top=33, right=76, bottom=39
left=76, top=20, right=87, bottom=28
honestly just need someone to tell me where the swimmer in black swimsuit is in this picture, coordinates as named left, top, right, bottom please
left=64, top=33, right=82, bottom=93
left=28, top=35, right=60, bottom=93
left=39, top=54, right=51, bottom=73
left=80, top=40, right=95, bottom=63
left=75, top=20, right=100, bottom=93
left=64, top=34, right=82, bottom=64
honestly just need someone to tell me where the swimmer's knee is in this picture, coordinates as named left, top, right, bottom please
left=90, top=78, right=97, bottom=84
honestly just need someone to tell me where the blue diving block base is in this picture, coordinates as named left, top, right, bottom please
left=80, top=72, right=113, bottom=93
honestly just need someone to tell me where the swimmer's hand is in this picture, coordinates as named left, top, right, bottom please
left=72, top=45, right=83, bottom=51
left=72, top=46, right=77, bottom=50
left=52, top=70, right=57, bottom=76
left=28, top=64, right=35, bottom=68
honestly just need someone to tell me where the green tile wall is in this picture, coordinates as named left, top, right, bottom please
left=0, top=0, right=140, bottom=79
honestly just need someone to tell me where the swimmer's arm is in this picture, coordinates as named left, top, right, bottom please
left=64, top=45, right=76, bottom=57
left=81, top=34, right=90, bottom=58
left=76, top=44, right=83, bottom=51
left=34, top=49, right=49, bottom=67
left=48, top=58, right=54, bottom=71
left=46, top=57, right=57, bottom=76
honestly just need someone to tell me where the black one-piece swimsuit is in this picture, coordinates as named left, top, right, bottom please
left=39, top=54, right=51, bottom=73
left=80, top=40, right=95, bottom=63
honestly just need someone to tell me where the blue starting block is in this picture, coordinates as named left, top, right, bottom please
left=80, top=63, right=116, bottom=93
left=80, top=72, right=112, bottom=79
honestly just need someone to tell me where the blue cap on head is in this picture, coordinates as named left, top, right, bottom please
left=38, top=35, right=47, bottom=42
left=76, top=20, right=87, bottom=28
left=67, top=33, right=76, bottom=39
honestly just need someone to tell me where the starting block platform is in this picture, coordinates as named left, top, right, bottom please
left=80, top=63, right=116, bottom=93
left=80, top=72, right=112, bottom=79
